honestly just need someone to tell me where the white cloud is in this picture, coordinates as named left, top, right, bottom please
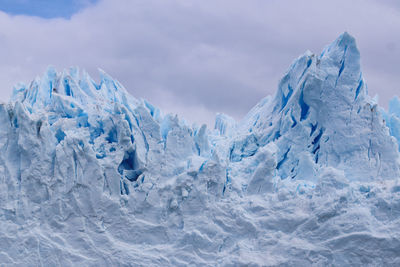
left=0, top=0, right=399, bottom=126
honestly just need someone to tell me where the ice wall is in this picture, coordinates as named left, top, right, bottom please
left=0, top=33, right=400, bottom=266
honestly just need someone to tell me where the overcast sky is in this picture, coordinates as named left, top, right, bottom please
left=0, top=0, right=398, bottom=126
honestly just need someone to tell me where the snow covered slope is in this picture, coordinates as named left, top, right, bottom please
left=1, top=33, right=400, bottom=266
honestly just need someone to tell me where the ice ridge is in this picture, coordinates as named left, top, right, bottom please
left=1, top=32, right=400, bottom=266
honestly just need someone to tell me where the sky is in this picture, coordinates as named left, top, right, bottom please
left=0, top=0, right=97, bottom=19
left=0, top=0, right=398, bottom=126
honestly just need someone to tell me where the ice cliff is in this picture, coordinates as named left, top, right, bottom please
left=1, top=33, right=400, bottom=266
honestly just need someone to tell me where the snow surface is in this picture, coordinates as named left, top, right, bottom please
left=1, top=33, right=400, bottom=266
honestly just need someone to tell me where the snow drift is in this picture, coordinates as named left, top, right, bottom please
left=1, top=33, right=400, bottom=266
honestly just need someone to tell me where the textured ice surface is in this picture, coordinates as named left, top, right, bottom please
left=1, top=33, right=400, bottom=266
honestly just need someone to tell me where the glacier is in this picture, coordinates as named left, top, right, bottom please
left=1, top=32, right=400, bottom=266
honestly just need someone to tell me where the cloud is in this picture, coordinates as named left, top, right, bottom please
left=0, top=0, right=398, bottom=126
